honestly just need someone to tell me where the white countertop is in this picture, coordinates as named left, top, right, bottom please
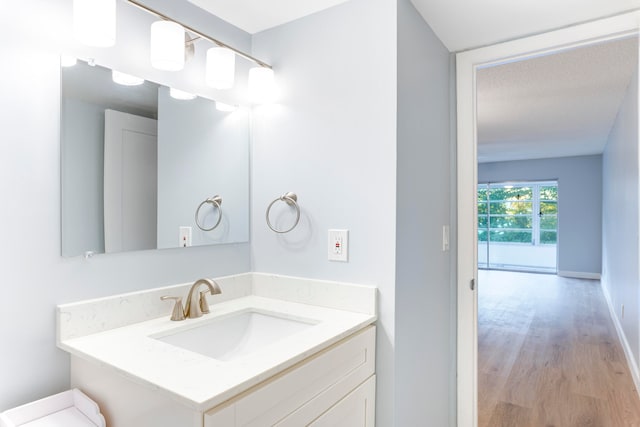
left=57, top=273, right=377, bottom=412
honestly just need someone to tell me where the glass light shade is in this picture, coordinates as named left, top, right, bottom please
left=206, top=48, right=236, bottom=89
left=112, top=70, right=144, bottom=86
left=150, top=21, right=185, bottom=71
left=170, top=88, right=196, bottom=100
left=248, top=67, right=276, bottom=104
left=60, top=56, right=78, bottom=67
left=216, top=101, right=238, bottom=112
left=73, top=0, right=116, bottom=47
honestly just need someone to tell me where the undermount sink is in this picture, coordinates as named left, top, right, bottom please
left=153, top=310, right=318, bottom=361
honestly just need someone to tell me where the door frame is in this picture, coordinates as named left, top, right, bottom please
left=456, top=12, right=640, bottom=426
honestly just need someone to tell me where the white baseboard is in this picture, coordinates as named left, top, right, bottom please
left=557, top=270, right=601, bottom=280
left=600, top=281, right=640, bottom=397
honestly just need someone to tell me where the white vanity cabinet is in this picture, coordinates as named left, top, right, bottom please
left=204, top=326, right=375, bottom=427
left=71, top=326, right=375, bottom=427
left=60, top=274, right=378, bottom=427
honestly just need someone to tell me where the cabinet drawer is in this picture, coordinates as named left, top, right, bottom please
left=277, top=375, right=375, bottom=427
left=309, top=375, right=375, bottom=427
left=204, top=326, right=375, bottom=427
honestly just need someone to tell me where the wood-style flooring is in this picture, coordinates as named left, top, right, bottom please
left=478, top=270, right=640, bottom=427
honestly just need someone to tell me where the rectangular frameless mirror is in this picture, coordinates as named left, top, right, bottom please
left=61, top=59, right=249, bottom=257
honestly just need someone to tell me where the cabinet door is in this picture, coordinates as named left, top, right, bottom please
left=310, top=376, right=375, bottom=427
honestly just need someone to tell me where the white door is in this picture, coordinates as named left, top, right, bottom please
left=104, top=109, right=158, bottom=253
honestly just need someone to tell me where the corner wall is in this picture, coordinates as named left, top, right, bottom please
left=478, top=155, right=603, bottom=276
left=250, top=0, right=398, bottom=423
left=396, top=0, right=452, bottom=424
left=602, top=64, right=640, bottom=375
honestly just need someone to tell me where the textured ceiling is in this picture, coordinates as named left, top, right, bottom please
left=477, top=36, right=638, bottom=163
left=410, top=0, right=640, bottom=52
left=186, top=0, right=351, bottom=33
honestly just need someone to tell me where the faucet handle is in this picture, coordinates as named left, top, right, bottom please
left=199, top=290, right=211, bottom=314
left=160, top=296, right=186, bottom=321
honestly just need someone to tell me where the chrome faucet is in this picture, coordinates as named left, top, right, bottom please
left=184, top=278, right=222, bottom=319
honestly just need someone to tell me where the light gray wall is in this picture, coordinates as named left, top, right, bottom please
left=0, top=1, right=251, bottom=411
left=479, top=155, right=603, bottom=275
left=250, top=0, right=398, bottom=423
left=157, top=87, right=249, bottom=248
left=396, top=0, right=452, bottom=424
left=602, top=67, right=639, bottom=367
left=61, top=98, right=107, bottom=256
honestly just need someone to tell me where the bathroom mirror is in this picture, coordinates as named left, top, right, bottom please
left=61, top=60, right=249, bottom=257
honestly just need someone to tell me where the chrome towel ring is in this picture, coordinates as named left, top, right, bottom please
left=195, top=195, right=223, bottom=231
left=266, top=192, right=300, bottom=233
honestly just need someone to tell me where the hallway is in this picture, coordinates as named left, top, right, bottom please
left=478, top=270, right=640, bottom=426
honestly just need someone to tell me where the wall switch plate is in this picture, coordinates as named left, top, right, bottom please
left=179, top=226, right=192, bottom=247
left=328, top=229, right=349, bottom=262
left=442, top=225, right=450, bottom=252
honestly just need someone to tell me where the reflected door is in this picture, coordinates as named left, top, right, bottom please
left=478, top=181, right=558, bottom=273
left=104, top=109, right=158, bottom=253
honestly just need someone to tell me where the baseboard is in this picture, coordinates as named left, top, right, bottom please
left=600, top=281, right=640, bottom=397
left=557, top=270, right=601, bottom=280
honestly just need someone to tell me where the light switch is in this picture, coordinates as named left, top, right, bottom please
left=328, top=229, right=349, bottom=262
left=442, top=225, right=450, bottom=252
left=179, top=226, right=192, bottom=247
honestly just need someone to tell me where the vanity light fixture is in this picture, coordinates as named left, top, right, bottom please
left=150, top=21, right=186, bottom=71
left=112, top=70, right=145, bottom=86
left=170, top=88, right=197, bottom=100
left=248, top=67, right=276, bottom=104
left=206, top=47, right=235, bottom=90
left=126, top=0, right=274, bottom=102
left=73, top=0, right=116, bottom=47
left=215, top=101, right=238, bottom=112
left=60, top=55, right=78, bottom=67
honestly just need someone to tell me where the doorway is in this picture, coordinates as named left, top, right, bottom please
left=478, top=181, right=558, bottom=273
left=455, top=12, right=640, bottom=427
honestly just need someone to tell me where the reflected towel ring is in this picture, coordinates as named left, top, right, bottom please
left=195, top=195, right=223, bottom=231
left=266, top=192, right=300, bottom=233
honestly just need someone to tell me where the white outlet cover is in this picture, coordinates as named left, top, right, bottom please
left=328, top=229, right=348, bottom=262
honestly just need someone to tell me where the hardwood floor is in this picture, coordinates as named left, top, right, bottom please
left=478, top=270, right=640, bottom=427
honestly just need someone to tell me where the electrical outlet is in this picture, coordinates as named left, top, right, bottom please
left=179, top=226, right=192, bottom=247
left=328, top=229, right=349, bottom=262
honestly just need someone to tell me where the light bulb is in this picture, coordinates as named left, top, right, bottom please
left=248, top=67, right=276, bottom=104
left=73, top=0, right=116, bottom=47
left=150, top=21, right=185, bottom=71
left=112, top=70, right=144, bottom=86
left=206, top=47, right=235, bottom=90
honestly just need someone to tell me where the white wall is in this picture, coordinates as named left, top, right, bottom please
left=602, top=66, right=639, bottom=369
left=0, top=0, right=251, bottom=411
left=395, top=0, right=453, bottom=424
left=250, top=0, right=398, bottom=423
left=479, top=155, right=603, bottom=275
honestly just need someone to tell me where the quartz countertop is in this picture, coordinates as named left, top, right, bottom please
left=57, top=273, right=377, bottom=411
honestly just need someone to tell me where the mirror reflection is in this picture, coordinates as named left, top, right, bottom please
left=61, top=60, right=249, bottom=257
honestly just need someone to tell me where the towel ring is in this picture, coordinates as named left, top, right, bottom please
left=266, top=192, right=300, bottom=233
left=195, top=195, right=223, bottom=231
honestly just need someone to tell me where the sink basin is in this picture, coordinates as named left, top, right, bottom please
left=153, top=310, right=317, bottom=361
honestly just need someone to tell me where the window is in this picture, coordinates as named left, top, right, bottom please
left=478, top=182, right=558, bottom=246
